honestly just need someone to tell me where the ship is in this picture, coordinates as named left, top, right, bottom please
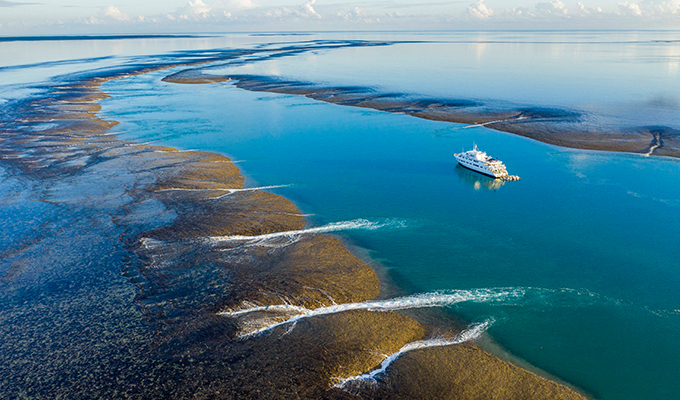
left=454, top=145, right=520, bottom=181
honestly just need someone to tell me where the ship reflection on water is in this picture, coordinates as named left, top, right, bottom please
left=454, top=165, right=505, bottom=191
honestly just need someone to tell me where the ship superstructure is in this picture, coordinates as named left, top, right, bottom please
left=454, top=145, right=519, bottom=181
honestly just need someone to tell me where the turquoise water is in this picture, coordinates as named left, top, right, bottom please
left=101, top=61, right=680, bottom=398
left=3, top=32, right=680, bottom=399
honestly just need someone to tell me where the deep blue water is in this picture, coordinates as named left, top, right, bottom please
left=3, top=32, right=680, bottom=399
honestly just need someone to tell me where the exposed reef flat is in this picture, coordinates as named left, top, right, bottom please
left=1, top=45, right=586, bottom=399
left=163, top=71, right=680, bottom=159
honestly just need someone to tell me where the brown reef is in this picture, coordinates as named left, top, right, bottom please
left=0, top=59, right=587, bottom=399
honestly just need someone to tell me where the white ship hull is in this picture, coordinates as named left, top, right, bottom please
left=454, top=153, right=506, bottom=178
left=455, top=154, right=500, bottom=177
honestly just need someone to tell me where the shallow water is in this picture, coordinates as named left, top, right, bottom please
left=3, top=32, right=680, bottom=399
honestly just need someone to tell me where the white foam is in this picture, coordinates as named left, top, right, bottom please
left=30, top=123, right=58, bottom=132
left=154, top=184, right=289, bottom=197
left=644, top=144, right=660, bottom=157
left=220, top=288, right=522, bottom=338
left=152, top=148, right=199, bottom=153
left=140, top=237, right=164, bottom=249
left=227, top=304, right=311, bottom=317
left=211, top=185, right=291, bottom=199
left=208, top=218, right=403, bottom=247
left=335, top=320, right=492, bottom=390
left=461, top=115, right=528, bottom=129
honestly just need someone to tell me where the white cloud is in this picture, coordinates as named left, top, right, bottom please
left=461, top=0, right=680, bottom=23
left=336, top=7, right=367, bottom=20
left=496, top=7, right=532, bottom=18
left=618, top=1, right=642, bottom=15
left=162, top=0, right=257, bottom=22
left=466, top=0, right=493, bottom=19
left=102, top=5, right=130, bottom=22
left=212, top=0, right=256, bottom=12
left=300, top=0, right=322, bottom=18
left=83, top=16, right=103, bottom=25
left=175, top=0, right=211, bottom=19
left=574, top=1, right=603, bottom=16
left=613, top=0, right=680, bottom=17
left=535, top=0, right=568, bottom=16
left=8, top=0, right=680, bottom=34
left=264, top=7, right=288, bottom=18
left=332, top=6, right=382, bottom=23
left=643, top=0, right=680, bottom=16
left=261, top=0, right=326, bottom=21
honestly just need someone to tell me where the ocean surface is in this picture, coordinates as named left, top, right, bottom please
left=2, top=32, right=680, bottom=399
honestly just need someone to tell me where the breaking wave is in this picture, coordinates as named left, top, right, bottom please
left=155, top=184, right=290, bottom=198
left=211, top=185, right=291, bottom=199
left=335, top=320, right=493, bottom=391
left=207, top=218, right=406, bottom=247
left=219, top=288, right=523, bottom=338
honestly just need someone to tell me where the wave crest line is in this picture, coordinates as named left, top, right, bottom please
left=219, top=288, right=522, bottom=338
left=208, top=218, right=403, bottom=245
left=335, top=320, right=493, bottom=390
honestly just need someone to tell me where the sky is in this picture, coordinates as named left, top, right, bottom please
left=0, top=0, right=679, bottom=35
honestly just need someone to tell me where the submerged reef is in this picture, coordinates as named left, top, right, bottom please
left=163, top=71, right=680, bottom=159
left=1, top=43, right=587, bottom=399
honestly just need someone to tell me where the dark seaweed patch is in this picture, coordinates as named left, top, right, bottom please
left=516, top=107, right=582, bottom=121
